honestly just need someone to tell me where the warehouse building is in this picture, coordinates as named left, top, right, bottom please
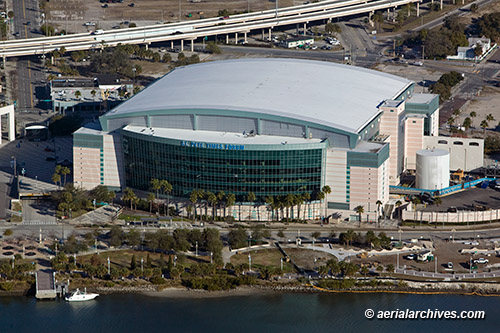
left=72, top=58, right=481, bottom=220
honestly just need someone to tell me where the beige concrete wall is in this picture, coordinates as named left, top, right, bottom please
left=423, top=136, right=484, bottom=171
left=73, top=146, right=101, bottom=189
left=102, top=133, right=125, bottom=189
left=325, top=149, right=347, bottom=204
left=379, top=102, right=405, bottom=185
left=404, top=117, right=424, bottom=170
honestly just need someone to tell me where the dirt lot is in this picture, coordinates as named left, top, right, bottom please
left=374, top=63, right=443, bottom=90
left=285, top=248, right=336, bottom=270
left=350, top=238, right=500, bottom=274
left=454, top=86, right=500, bottom=133
left=47, top=0, right=297, bottom=33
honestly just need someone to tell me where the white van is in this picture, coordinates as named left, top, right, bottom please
left=92, top=29, right=104, bottom=35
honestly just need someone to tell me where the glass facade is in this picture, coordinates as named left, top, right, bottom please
left=122, top=133, right=324, bottom=201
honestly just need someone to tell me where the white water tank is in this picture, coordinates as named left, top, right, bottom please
left=416, top=149, right=450, bottom=190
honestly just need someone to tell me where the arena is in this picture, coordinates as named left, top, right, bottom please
left=73, top=58, right=457, bottom=220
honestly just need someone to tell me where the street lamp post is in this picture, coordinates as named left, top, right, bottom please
left=195, top=241, right=198, bottom=257
left=280, top=257, right=283, bottom=271
left=107, top=257, right=110, bottom=275
left=248, top=253, right=252, bottom=272
left=210, top=252, right=213, bottom=264
left=141, top=257, right=144, bottom=275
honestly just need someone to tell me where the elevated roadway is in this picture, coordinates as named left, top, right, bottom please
left=0, top=0, right=422, bottom=58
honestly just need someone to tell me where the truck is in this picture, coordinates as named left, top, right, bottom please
left=417, top=250, right=434, bottom=262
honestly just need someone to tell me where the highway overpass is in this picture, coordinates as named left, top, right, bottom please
left=0, top=0, right=423, bottom=58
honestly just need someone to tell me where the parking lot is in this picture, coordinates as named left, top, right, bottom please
left=0, top=136, right=73, bottom=185
left=422, top=187, right=500, bottom=212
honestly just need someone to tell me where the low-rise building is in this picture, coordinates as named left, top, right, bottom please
left=50, top=75, right=133, bottom=114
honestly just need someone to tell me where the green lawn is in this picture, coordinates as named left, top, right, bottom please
left=231, top=249, right=294, bottom=273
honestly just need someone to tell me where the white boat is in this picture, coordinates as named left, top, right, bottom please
left=65, top=288, right=99, bottom=302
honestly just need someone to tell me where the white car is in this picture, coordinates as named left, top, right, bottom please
left=475, top=258, right=489, bottom=264
left=84, top=21, right=96, bottom=26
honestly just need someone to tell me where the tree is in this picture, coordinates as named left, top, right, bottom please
left=60, top=166, right=70, bottom=186
left=226, top=193, right=236, bottom=220
left=160, top=180, right=173, bottom=216
left=147, top=193, right=155, bottom=214
left=122, top=187, right=137, bottom=210
left=206, top=42, right=221, bottom=54
left=51, top=172, right=61, bottom=188
left=3, top=229, right=12, bottom=236
left=207, top=191, right=217, bottom=221
left=386, top=264, right=395, bottom=273
left=324, top=22, right=341, bottom=35
left=480, top=120, right=489, bottom=134
left=277, top=230, right=285, bottom=239
left=130, top=254, right=137, bottom=270
left=486, top=114, right=495, bottom=123
left=470, top=3, right=478, bottom=12
left=474, top=43, right=483, bottom=58
left=162, top=53, right=172, bottom=63
left=395, top=200, right=402, bottom=220
left=127, top=229, right=141, bottom=248
left=354, top=205, right=364, bottom=224
left=339, top=229, right=355, bottom=246
left=365, top=230, right=377, bottom=249
left=228, top=227, right=247, bottom=249
left=246, top=192, right=256, bottom=221
left=109, top=226, right=124, bottom=247
left=311, top=231, right=321, bottom=240
left=321, top=185, right=331, bottom=218
left=463, top=117, right=472, bottom=133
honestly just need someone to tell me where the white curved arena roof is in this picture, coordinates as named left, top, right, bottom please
left=107, top=58, right=412, bottom=133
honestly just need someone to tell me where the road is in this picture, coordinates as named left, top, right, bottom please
left=11, top=0, right=46, bottom=111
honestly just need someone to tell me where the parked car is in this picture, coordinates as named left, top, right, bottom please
left=405, top=254, right=416, bottom=260
left=475, top=258, right=489, bottom=264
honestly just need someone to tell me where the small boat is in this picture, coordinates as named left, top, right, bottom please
left=65, top=288, right=99, bottom=302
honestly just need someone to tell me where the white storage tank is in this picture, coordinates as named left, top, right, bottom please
left=416, top=149, right=450, bottom=190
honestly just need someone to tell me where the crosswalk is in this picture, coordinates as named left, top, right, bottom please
left=22, top=220, right=57, bottom=225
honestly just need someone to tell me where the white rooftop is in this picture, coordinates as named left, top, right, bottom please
left=106, top=58, right=412, bottom=134
left=123, top=125, right=322, bottom=145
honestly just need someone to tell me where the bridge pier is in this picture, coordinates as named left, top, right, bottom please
left=180, top=39, right=184, bottom=52
left=268, top=28, right=272, bottom=40
left=368, top=12, right=374, bottom=28
left=303, top=22, right=307, bottom=35
left=417, top=2, right=420, bottom=17
left=244, top=32, right=247, bottom=43
left=171, top=41, right=174, bottom=49
left=191, top=39, right=194, bottom=52
left=440, top=0, right=443, bottom=10
left=145, top=44, right=148, bottom=50
left=226, top=34, right=229, bottom=44
left=261, top=29, right=264, bottom=40
left=392, top=7, right=397, bottom=23
left=235, top=32, right=238, bottom=44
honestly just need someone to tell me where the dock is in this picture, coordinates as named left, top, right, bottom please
left=35, top=270, right=57, bottom=300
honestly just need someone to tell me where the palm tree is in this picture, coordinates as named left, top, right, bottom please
left=354, top=205, right=364, bottom=226
left=470, top=111, right=477, bottom=131
left=395, top=200, right=402, bottom=220
left=321, top=185, right=331, bottom=218
left=226, top=193, right=236, bottom=220
left=189, top=190, right=199, bottom=221
left=217, top=191, right=225, bottom=218
left=151, top=179, right=161, bottom=200
left=160, top=180, right=172, bottom=216
left=207, top=191, right=217, bottom=221
left=51, top=173, right=61, bottom=189
left=285, top=193, right=295, bottom=222
left=411, top=196, right=421, bottom=224
left=246, top=192, right=256, bottom=222
left=463, top=117, right=472, bottom=134
left=91, top=89, right=97, bottom=100
left=480, top=120, right=489, bottom=135
left=314, top=191, right=325, bottom=219
left=147, top=193, right=155, bottom=214
left=301, top=192, right=311, bottom=220
left=122, top=187, right=137, bottom=210
left=60, top=166, right=70, bottom=186
left=265, top=196, right=274, bottom=221
left=486, top=114, right=495, bottom=123
left=75, top=90, right=82, bottom=100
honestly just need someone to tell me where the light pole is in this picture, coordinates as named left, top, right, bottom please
left=210, top=252, right=213, bottom=264
left=195, top=241, right=198, bottom=257
left=174, top=255, right=177, bottom=267
left=107, top=257, right=110, bottom=275
left=451, top=228, right=456, bottom=243
left=141, top=257, right=144, bottom=275
left=248, top=253, right=252, bottom=272
left=280, top=257, right=283, bottom=271
left=398, top=228, right=403, bottom=247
